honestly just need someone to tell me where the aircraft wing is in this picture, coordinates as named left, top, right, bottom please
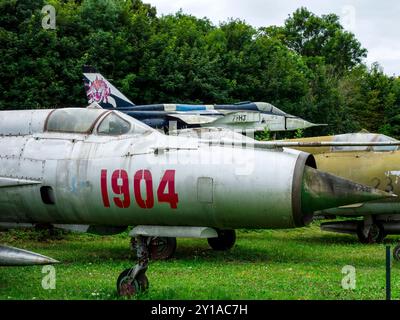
left=170, top=110, right=325, bottom=132
left=170, top=127, right=257, bottom=143
left=210, top=111, right=261, bottom=125
left=0, top=177, right=57, bottom=266
left=167, top=113, right=220, bottom=125
left=316, top=199, right=400, bottom=217
left=167, top=110, right=261, bottom=126
left=198, top=139, right=400, bottom=150
left=0, top=245, right=59, bottom=266
left=0, top=177, right=42, bottom=188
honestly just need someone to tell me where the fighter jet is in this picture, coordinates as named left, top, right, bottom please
left=82, top=66, right=324, bottom=132
left=0, top=106, right=393, bottom=296
left=283, top=132, right=400, bottom=244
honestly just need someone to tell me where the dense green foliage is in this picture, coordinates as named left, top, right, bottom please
left=1, top=1, right=399, bottom=137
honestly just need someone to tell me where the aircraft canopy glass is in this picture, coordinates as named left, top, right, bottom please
left=98, top=112, right=131, bottom=135
left=46, top=108, right=107, bottom=133
left=255, top=102, right=287, bottom=116
left=332, top=133, right=399, bottom=152
left=270, top=106, right=287, bottom=116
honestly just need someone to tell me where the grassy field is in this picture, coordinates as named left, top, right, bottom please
left=0, top=223, right=399, bottom=300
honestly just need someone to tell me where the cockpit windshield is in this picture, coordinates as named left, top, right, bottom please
left=45, top=108, right=156, bottom=136
left=332, top=133, right=399, bottom=152
left=255, top=102, right=287, bottom=116
left=46, top=108, right=107, bottom=133
left=270, top=106, right=287, bottom=116
left=98, top=112, right=131, bottom=135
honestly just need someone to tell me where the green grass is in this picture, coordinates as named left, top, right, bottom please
left=0, top=224, right=398, bottom=300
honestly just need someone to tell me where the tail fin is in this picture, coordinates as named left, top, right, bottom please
left=82, top=65, right=135, bottom=109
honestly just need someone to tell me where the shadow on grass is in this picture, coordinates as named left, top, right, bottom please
left=291, top=233, right=360, bottom=245
left=29, top=242, right=132, bottom=264
left=292, top=233, right=400, bottom=245
left=5, top=230, right=396, bottom=268
left=31, top=235, right=393, bottom=268
left=172, top=242, right=387, bottom=267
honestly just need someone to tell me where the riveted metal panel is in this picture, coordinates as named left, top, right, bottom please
left=23, top=137, right=74, bottom=160
left=0, top=110, right=50, bottom=136
left=18, top=158, right=45, bottom=180
left=259, top=113, right=285, bottom=131
left=0, top=136, right=28, bottom=157
left=0, top=157, right=19, bottom=178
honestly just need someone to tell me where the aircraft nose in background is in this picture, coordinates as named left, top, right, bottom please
left=301, top=166, right=396, bottom=215
left=286, top=117, right=327, bottom=131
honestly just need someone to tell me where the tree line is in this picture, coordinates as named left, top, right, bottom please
left=1, top=0, right=399, bottom=137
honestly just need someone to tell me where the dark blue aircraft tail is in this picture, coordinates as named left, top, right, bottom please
left=82, top=66, right=135, bottom=109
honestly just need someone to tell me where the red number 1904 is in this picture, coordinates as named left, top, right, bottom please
left=101, top=169, right=179, bottom=209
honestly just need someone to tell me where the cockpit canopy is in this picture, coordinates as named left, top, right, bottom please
left=332, top=133, right=399, bottom=152
left=97, top=112, right=131, bottom=135
left=45, top=108, right=149, bottom=135
left=46, top=108, right=107, bottom=133
left=254, top=102, right=288, bottom=116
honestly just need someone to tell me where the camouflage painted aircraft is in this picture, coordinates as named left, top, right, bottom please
left=82, top=66, right=324, bottom=132
left=0, top=105, right=392, bottom=296
left=285, top=133, right=400, bottom=244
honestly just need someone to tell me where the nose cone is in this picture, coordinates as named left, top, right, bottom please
left=286, top=117, right=327, bottom=131
left=301, top=166, right=396, bottom=214
left=0, top=245, right=59, bottom=266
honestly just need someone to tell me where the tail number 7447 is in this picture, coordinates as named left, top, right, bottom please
left=100, top=169, right=179, bottom=209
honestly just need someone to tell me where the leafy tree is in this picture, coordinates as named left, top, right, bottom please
left=265, top=7, right=367, bottom=74
left=0, top=1, right=399, bottom=140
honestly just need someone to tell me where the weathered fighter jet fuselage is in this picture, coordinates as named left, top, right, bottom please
left=0, top=108, right=315, bottom=229
left=0, top=108, right=389, bottom=229
left=0, top=107, right=393, bottom=295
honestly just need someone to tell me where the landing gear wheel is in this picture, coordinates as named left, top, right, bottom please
left=393, top=244, right=400, bottom=261
left=118, top=235, right=150, bottom=297
left=149, top=237, right=176, bottom=260
left=357, top=222, right=385, bottom=244
left=131, top=237, right=177, bottom=260
left=208, top=229, right=236, bottom=251
left=117, top=268, right=149, bottom=297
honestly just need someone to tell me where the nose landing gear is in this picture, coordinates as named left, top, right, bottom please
left=117, top=235, right=150, bottom=297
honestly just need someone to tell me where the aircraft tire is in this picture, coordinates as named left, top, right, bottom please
left=208, top=229, right=236, bottom=251
left=149, top=237, right=177, bottom=260
left=131, top=237, right=177, bottom=260
left=393, top=244, right=400, bottom=261
left=117, top=268, right=149, bottom=297
left=357, top=222, right=385, bottom=244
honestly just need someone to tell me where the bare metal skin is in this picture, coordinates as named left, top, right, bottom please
left=0, top=107, right=393, bottom=294
left=0, top=245, right=58, bottom=266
